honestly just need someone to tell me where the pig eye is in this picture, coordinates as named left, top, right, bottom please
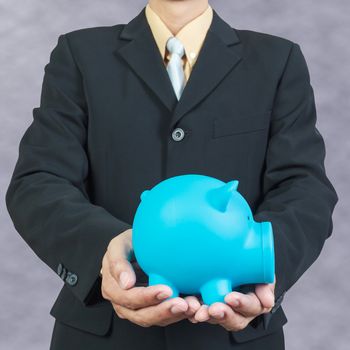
left=247, top=216, right=250, bottom=220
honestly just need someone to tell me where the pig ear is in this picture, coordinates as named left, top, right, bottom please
left=207, top=180, right=239, bottom=212
left=140, top=190, right=150, bottom=201
left=227, top=180, right=239, bottom=191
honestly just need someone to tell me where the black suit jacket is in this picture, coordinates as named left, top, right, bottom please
left=6, top=5, right=338, bottom=346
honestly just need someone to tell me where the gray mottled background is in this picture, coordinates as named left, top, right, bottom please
left=0, top=0, right=349, bottom=349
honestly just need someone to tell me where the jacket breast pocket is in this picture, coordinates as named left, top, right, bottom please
left=212, top=110, right=272, bottom=138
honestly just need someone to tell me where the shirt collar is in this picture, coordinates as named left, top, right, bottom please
left=145, top=3, right=213, bottom=67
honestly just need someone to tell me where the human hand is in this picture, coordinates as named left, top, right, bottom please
left=188, top=276, right=276, bottom=332
left=101, top=229, right=198, bottom=327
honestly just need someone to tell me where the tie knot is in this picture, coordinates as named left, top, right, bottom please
left=166, top=37, right=185, bottom=57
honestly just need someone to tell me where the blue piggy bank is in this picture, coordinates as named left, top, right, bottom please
left=132, top=174, right=275, bottom=305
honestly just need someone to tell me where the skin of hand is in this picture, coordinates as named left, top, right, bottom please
left=100, top=229, right=201, bottom=327
left=101, top=229, right=275, bottom=330
left=186, top=276, right=276, bottom=332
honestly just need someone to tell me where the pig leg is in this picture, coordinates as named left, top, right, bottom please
left=199, top=278, right=232, bottom=305
left=148, top=273, right=179, bottom=299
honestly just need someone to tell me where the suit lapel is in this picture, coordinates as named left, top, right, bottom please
left=171, top=10, right=242, bottom=128
left=114, top=7, right=242, bottom=128
left=115, top=7, right=178, bottom=112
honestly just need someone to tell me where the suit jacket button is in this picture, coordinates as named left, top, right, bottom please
left=57, top=263, right=63, bottom=276
left=66, top=273, right=78, bottom=286
left=172, top=127, right=185, bottom=141
left=60, top=267, right=67, bottom=281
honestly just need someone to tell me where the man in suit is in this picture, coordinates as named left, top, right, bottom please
left=5, top=0, right=338, bottom=349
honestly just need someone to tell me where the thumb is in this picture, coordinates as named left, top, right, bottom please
left=255, top=283, right=275, bottom=310
left=108, top=233, right=136, bottom=289
left=116, top=259, right=136, bottom=290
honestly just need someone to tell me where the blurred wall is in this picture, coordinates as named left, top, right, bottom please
left=0, top=1, right=348, bottom=349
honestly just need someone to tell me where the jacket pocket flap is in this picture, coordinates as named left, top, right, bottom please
left=50, top=285, right=113, bottom=336
left=213, top=111, right=271, bottom=138
left=230, top=306, right=288, bottom=343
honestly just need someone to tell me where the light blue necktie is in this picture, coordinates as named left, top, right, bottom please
left=166, top=36, right=186, bottom=100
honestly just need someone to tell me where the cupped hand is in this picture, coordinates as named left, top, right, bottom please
left=101, top=229, right=199, bottom=327
left=187, top=277, right=276, bottom=332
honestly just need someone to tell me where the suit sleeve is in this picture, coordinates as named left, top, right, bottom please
left=253, top=43, right=338, bottom=304
left=5, top=33, right=132, bottom=305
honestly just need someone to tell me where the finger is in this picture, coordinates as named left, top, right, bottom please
left=207, top=302, right=228, bottom=320
left=194, top=304, right=210, bottom=322
left=197, top=303, right=237, bottom=326
left=187, top=298, right=221, bottom=324
left=183, top=296, right=201, bottom=316
left=114, top=297, right=189, bottom=327
left=211, top=302, right=252, bottom=331
left=201, top=302, right=227, bottom=325
left=188, top=316, right=198, bottom=323
left=207, top=302, right=243, bottom=325
left=102, top=261, right=174, bottom=309
left=224, top=291, right=264, bottom=317
left=255, top=284, right=275, bottom=311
